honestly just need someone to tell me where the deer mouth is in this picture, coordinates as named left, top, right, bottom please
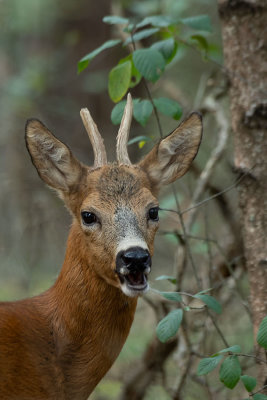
left=116, top=267, right=150, bottom=296
left=115, top=247, right=151, bottom=296
left=118, top=269, right=148, bottom=291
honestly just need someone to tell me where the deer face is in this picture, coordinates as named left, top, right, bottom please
left=76, top=165, right=159, bottom=296
left=25, top=94, right=202, bottom=297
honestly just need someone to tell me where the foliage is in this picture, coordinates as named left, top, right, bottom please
left=78, top=12, right=214, bottom=139
left=156, top=309, right=183, bottom=343
left=257, top=315, right=267, bottom=349
left=219, top=355, right=241, bottom=389
left=78, top=39, right=122, bottom=74
left=197, top=355, right=223, bottom=375
left=241, top=375, right=257, bottom=392
left=155, top=272, right=267, bottom=396
left=157, top=275, right=267, bottom=395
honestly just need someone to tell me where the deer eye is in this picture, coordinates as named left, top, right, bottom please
left=81, top=211, right=97, bottom=226
left=148, top=207, right=159, bottom=221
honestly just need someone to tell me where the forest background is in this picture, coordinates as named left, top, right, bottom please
left=0, top=0, right=266, bottom=399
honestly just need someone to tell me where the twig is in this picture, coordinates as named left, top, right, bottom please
left=180, top=169, right=248, bottom=216
left=207, top=310, right=229, bottom=348
left=172, top=187, right=202, bottom=290
left=231, top=353, right=267, bottom=365
left=170, top=94, right=231, bottom=346
left=159, top=230, right=217, bottom=243
left=193, top=72, right=210, bottom=109
left=170, top=318, right=193, bottom=399
left=172, top=354, right=193, bottom=400
left=250, top=384, right=267, bottom=396
left=142, top=79, right=163, bottom=137
left=186, top=96, right=229, bottom=230
left=173, top=195, right=230, bottom=348
left=159, top=168, right=249, bottom=217
left=204, top=204, right=213, bottom=288
left=129, top=30, right=163, bottom=138
left=240, top=384, right=267, bottom=399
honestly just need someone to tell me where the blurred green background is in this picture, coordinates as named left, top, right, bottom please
left=0, top=1, right=253, bottom=399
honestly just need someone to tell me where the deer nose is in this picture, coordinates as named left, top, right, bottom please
left=116, top=247, right=151, bottom=273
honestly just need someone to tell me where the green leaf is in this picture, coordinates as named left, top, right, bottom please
left=253, top=395, right=267, bottom=400
left=124, top=28, right=159, bottom=45
left=128, top=136, right=152, bottom=146
left=181, top=15, right=212, bottom=33
left=78, top=60, right=91, bottom=75
left=133, top=99, right=153, bottom=126
left=108, top=61, right=132, bottom=103
left=241, top=375, right=257, bottom=392
left=111, top=98, right=141, bottom=125
left=190, top=34, right=209, bottom=54
left=103, top=15, right=129, bottom=25
left=129, top=62, right=142, bottom=88
left=219, top=356, right=241, bottom=389
left=197, top=355, right=223, bottom=376
left=217, top=345, right=241, bottom=355
left=157, top=291, right=182, bottom=302
left=153, top=97, right=182, bottom=120
left=156, top=309, right=183, bottom=343
left=195, top=288, right=212, bottom=295
left=151, top=38, right=177, bottom=63
left=111, top=101, right=126, bottom=125
left=133, top=49, right=165, bottom=83
left=136, top=15, right=176, bottom=29
left=118, top=55, right=142, bottom=88
left=124, top=23, right=135, bottom=33
left=194, top=294, right=222, bottom=314
left=257, top=315, right=267, bottom=349
left=78, top=39, right=122, bottom=73
left=155, top=275, right=177, bottom=284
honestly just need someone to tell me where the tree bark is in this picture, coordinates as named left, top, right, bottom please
left=218, top=0, right=267, bottom=385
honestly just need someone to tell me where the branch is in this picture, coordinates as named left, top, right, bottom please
left=250, top=384, right=267, bottom=397
left=185, top=95, right=229, bottom=230
left=232, top=353, right=267, bottom=365
left=172, top=354, right=193, bottom=400
left=119, top=337, right=178, bottom=400
left=171, top=95, right=230, bottom=347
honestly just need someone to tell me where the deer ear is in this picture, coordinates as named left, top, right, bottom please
left=139, top=113, right=202, bottom=190
left=25, top=119, right=85, bottom=193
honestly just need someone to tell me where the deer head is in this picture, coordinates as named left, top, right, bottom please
left=25, top=94, right=202, bottom=297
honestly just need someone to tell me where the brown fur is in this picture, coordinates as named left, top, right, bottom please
left=0, top=112, right=202, bottom=399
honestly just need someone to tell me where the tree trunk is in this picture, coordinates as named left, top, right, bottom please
left=218, top=0, right=267, bottom=385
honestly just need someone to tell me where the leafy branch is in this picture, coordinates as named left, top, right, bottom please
left=77, top=13, right=214, bottom=140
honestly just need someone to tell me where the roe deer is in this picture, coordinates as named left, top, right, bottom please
left=0, top=94, right=202, bottom=399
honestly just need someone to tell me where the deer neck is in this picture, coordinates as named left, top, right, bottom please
left=46, top=223, right=137, bottom=397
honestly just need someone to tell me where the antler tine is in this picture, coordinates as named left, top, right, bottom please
left=80, top=108, right=107, bottom=168
left=116, top=93, right=133, bottom=165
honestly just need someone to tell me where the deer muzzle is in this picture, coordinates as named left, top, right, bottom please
left=116, top=247, right=151, bottom=296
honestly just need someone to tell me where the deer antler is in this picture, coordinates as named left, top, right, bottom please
left=116, top=93, right=133, bottom=165
left=80, top=108, right=107, bottom=168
